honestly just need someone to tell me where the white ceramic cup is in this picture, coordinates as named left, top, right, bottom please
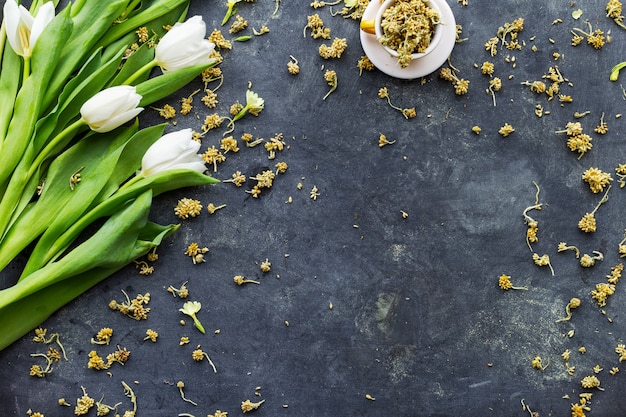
left=360, top=0, right=444, bottom=60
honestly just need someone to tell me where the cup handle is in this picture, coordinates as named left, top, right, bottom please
left=360, top=19, right=376, bottom=34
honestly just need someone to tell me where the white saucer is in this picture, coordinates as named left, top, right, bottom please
left=359, top=0, right=457, bottom=79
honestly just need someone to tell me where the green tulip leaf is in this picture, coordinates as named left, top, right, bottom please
left=136, top=62, right=213, bottom=106
left=0, top=217, right=178, bottom=351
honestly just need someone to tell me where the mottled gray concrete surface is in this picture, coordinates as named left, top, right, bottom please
left=2, top=0, right=626, bottom=416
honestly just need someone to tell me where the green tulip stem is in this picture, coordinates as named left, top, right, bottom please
left=0, top=21, right=6, bottom=68
left=120, top=0, right=143, bottom=21
left=123, top=59, right=157, bottom=86
left=29, top=119, right=86, bottom=178
left=22, top=56, right=31, bottom=85
left=0, top=118, right=85, bottom=240
left=118, top=173, right=145, bottom=191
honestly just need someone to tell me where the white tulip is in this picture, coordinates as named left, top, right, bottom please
left=80, top=86, right=144, bottom=133
left=3, top=0, right=55, bottom=58
left=154, top=15, right=216, bottom=73
left=140, top=129, right=206, bottom=177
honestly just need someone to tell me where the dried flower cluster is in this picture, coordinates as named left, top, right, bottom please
left=498, top=274, right=527, bottom=291
left=108, top=291, right=151, bottom=320
left=554, top=121, right=594, bottom=159
left=571, top=21, right=606, bottom=49
left=532, top=253, right=555, bottom=275
left=578, top=185, right=611, bottom=233
left=174, top=198, right=203, bottom=219
left=379, top=0, right=440, bottom=68
left=616, top=343, right=626, bottom=362
left=591, top=263, right=622, bottom=307
left=522, top=183, right=542, bottom=251
left=357, top=55, right=375, bottom=75
left=323, top=70, right=338, bottom=100
left=556, top=298, right=581, bottom=322
left=29, top=328, right=67, bottom=378
left=498, top=123, right=514, bottom=137
left=531, top=355, right=549, bottom=371
left=522, top=66, right=569, bottom=104
left=185, top=242, right=209, bottom=264
left=440, top=64, right=470, bottom=95
left=378, top=87, right=417, bottom=118
left=319, top=37, right=347, bottom=59
left=607, top=0, right=626, bottom=29
left=485, top=17, right=524, bottom=56
left=87, top=345, right=131, bottom=371
left=304, top=14, right=331, bottom=39
left=582, top=167, right=613, bottom=193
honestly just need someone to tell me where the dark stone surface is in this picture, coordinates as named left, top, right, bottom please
left=2, top=0, right=626, bottom=416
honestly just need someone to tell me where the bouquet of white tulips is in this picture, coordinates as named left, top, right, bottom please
left=0, top=0, right=219, bottom=350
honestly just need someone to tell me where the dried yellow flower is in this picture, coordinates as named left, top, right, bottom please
left=357, top=55, right=375, bottom=75
left=241, top=399, right=265, bottom=413
left=234, top=275, right=260, bottom=285
left=202, top=113, right=224, bottom=133
left=209, top=29, right=233, bottom=49
left=498, top=123, right=515, bottom=137
left=207, top=203, right=227, bottom=215
left=202, top=146, right=226, bottom=172
left=581, top=375, right=603, bottom=390
left=221, top=136, right=240, bottom=153
left=74, top=386, right=95, bottom=415
left=180, top=89, right=200, bottom=115
left=556, top=298, right=581, bottom=322
left=532, top=253, right=555, bottom=275
left=531, top=356, right=549, bottom=371
left=260, top=258, right=272, bottom=273
left=607, top=263, right=623, bottom=284
left=192, top=347, right=217, bottom=372
left=144, top=329, right=158, bottom=342
left=174, top=198, right=203, bottom=219
left=322, top=69, right=338, bottom=100
left=498, top=274, right=527, bottom=291
left=224, top=170, right=247, bottom=187
left=378, top=133, right=396, bottom=147
left=287, top=55, right=300, bottom=74
left=557, top=242, right=580, bottom=258
left=582, top=167, right=612, bottom=193
left=591, top=282, right=615, bottom=307
left=91, top=328, right=113, bottom=345
left=153, top=104, right=176, bottom=120
left=229, top=15, right=249, bottom=33
left=319, top=37, right=347, bottom=59
left=184, top=243, right=209, bottom=265
left=481, top=61, right=495, bottom=76
left=310, top=185, right=320, bottom=200
left=304, top=13, right=331, bottom=39
left=578, top=213, right=597, bottom=233
left=595, top=112, right=608, bottom=134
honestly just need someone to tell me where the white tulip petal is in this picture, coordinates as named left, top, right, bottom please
left=140, top=129, right=207, bottom=177
left=29, top=2, right=56, bottom=49
left=3, top=0, right=54, bottom=57
left=80, top=86, right=143, bottom=132
left=90, top=107, right=144, bottom=133
left=4, top=0, right=26, bottom=56
left=154, top=15, right=215, bottom=72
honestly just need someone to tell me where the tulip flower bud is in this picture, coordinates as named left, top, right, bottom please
left=154, top=16, right=216, bottom=73
left=140, top=129, right=207, bottom=177
left=80, top=86, right=143, bottom=133
left=3, top=0, right=55, bottom=58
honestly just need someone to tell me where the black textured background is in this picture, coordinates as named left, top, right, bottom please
left=2, top=0, right=626, bottom=415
